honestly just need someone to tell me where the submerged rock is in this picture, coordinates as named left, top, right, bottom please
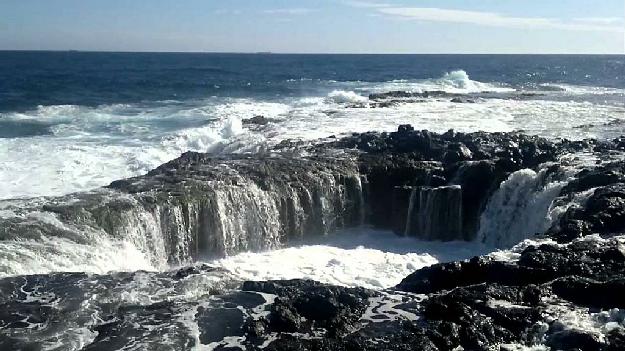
left=450, top=97, right=476, bottom=103
left=242, top=115, right=277, bottom=125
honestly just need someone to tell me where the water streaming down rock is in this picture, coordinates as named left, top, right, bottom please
left=2, top=143, right=625, bottom=350
left=1, top=126, right=585, bottom=277
left=476, top=165, right=570, bottom=248
left=394, top=186, right=464, bottom=241
left=412, top=186, right=463, bottom=241
left=0, top=154, right=368, bottom=275
left=194, top=169, right=365, bottom=257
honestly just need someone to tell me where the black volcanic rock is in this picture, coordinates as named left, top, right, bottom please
left=242, top=115, right=278, bottom=125
left=551, top=277, right=625, bottom=308
left=547, top=330, right=603, bottom=351
left=450, top=97, right=476, bottom=103
left=562, top=162, right=625, bottom=194
left=368, top=90, right=456, bottom=101
left=550, top=183, right=625, bottom=242
left=398, top=236, right=625, bottom=294
left=242, top=280, right=373, bottom=337
left=606, top=328, right=625, bottom=351
left=443, top=142, right=473, bottom=163
left=396, top=257, right=556, bottom=294
left=4, top=123, right=625, bottom=350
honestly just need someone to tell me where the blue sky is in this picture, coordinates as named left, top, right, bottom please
left=1, top=0, right=623, bottom=53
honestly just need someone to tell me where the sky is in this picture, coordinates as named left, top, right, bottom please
left=1, top=0, right=624, bottom=54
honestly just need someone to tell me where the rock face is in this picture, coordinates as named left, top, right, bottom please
left=2, top=125, right=625, bottom=350
left=0, top=125, right=568, bottom=267
left=400, top=185, right=464, bottom=240
left=242, top=115, right=278, bottom=126
left=5, top=154, right=366, bottom=265
left=335, top=125, right=563, bottom=241
left=552, top=183, right=625, bottom=243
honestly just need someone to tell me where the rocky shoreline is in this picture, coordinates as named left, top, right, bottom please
left=1, top=125, right=625, bottom=350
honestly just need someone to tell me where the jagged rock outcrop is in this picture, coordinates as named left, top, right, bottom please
left=2, top=154, right=366, bottom=265
left=0, top=125, right=573, bottom=269
left=2, top=125, right=625, bottom=350
left=335, top=125, right=565, bottom=240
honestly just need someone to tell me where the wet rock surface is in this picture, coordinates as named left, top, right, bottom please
left=2, top=124, right=625, bottom=349
left=242, top=115, right=279, bottom=126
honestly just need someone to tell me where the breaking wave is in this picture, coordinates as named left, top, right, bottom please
left=0, top=69, right=622, bottom=200
left=368, top=70, right=516, bottom=94
left=326, top=90, right=368, bottom=104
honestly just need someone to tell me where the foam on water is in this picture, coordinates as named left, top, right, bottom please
left=326, top=90, right=369, bottom=104
left=362, top=70, right=517, bottom=94
left=0, top=236, right=157, bottom=278
left=539, top=83, right=625, bottom=96
left=0, top=105, right=263, bottom=199
left=1, top=69, right=623, bottom=201
left=210, top=228, right=492, bottom=289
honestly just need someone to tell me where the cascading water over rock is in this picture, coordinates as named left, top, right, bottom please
left=476, top=165, right=571, bottom=247
left=0, top=126, right=584, bottom=279
left=408, top=185, right=463, bottom=241
left=3, top=124, right=625, bottom=350
left=393, top=185, right=464, bottom=241
left=0, top=154, right=368, bottom=276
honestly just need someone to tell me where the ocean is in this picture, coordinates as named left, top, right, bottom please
left=1, top=52, right=625, bottom=349
left=1, top=52, right=623, bottom=200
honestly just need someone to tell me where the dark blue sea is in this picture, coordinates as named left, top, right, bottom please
left=1, top=52, right=624, bottom=111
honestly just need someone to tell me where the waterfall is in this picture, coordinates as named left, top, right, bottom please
left=113, top=169, right=365, bottom=260
left=400, top=185, right=464, bottom=241
left=0, top=160, right=367, bottom=277
left=476, top=166, right=568, bottom=248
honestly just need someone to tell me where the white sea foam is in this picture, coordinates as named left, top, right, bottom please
left=326, top=90, right=368, bottom=104
left=0, top=103, right=266, bottom=199
left=477, top=167, right=568, bottom=248
left=0, top=232, right=157, bottom=278
left=539, top=83, right=625, bottom=95
left=362, top=70, right=516, bottom=94
left=211, top=228, right=492, bottom=289
left=542, top=298, right=625, bottom=345
left=1, top=70, right=623, bottom=200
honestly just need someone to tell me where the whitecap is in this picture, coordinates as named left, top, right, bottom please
left=325, top=90, right=368, bottom=104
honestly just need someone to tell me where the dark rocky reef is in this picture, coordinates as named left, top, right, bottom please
left=334, top=124, right=564, bottom=240
left=242, top=115, right=279, bottom=126
left=238, top=171, right=625, bottom=350
left=0, top=125, right=572, bottom=265
left=2, top=125, right=625, bottom=350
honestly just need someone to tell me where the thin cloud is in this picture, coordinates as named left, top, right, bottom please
left=344, top=1, right=393, bottom=8
left=572, top=17, right=625, bottom=25
left=262, top=8, right=317, bottom=15
left=377, top=7, right=624, bottom=32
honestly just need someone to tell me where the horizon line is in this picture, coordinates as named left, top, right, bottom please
left=0, top=49, right=624, bottom=56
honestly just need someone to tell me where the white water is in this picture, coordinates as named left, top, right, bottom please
left=365, top=69, right=516, bottom=94
left=0, top=69, right=620, bottom=284
left=0, top=191, right=172, bottom=278
left=212, top=228, right=492, bottom=289
left=477, top=167, right=567, bottom=248
left=1, top=70, right=623, bottom=200
left=0, top=235, right=157, bottom=278
left=476, top=154, right=603, bottom=248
